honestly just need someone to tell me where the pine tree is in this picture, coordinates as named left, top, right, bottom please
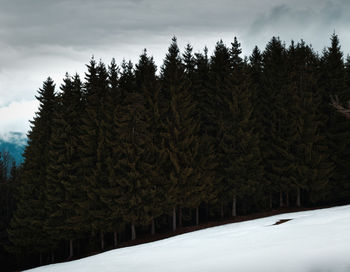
left=209, top=39, right=234, bottom=218
left=77, top=58, right=111, bottom=250
left=288, top=42, right=333, bottom=205
left=87, top=61, right=111, bottom=249
left=249, top=46, right=263, bottom=121
left=8, top=78, right=57, bottom=261
left=190, top=47, right=217, bottom=224
left=160, top=37, right=201, bottom=230
left=183, top=44, right=196, bottom=79
left=183, top=44, right=215, bottom=223
left=345, top=56, right=350, bottom=88
left=111, top=59, right=154, bottom=240
left=119, top=59, right=136, bottom=96
left=108, top=58, right=120, bottom=101
left=134, top=50, right=164, bottom=234
left=261, top=37, right=295, bottom=208
left=0, top=159, right=18, bottom=270
left=248, top=46, right=269, bottom=208
left=215, top=37, right=263, bottom=217
left=320, top=34, right=350, bottom=202
left=45, top=74, right=84, bottom=258
left=101, top=58, right=125, bottom=247
left=0, top=153, right=9, bottom=261
left=194, top=47, right=212, bottom=132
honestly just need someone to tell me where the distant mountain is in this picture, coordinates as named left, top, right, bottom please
left=0, top=132, right=27, bottom=165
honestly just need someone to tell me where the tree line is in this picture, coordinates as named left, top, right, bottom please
left=1, top=34, right=350, bottom=270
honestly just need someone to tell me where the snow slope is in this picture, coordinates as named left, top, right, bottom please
left=27, top=205, right=350, bottom=272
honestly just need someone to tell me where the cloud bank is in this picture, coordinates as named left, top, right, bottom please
left=0, top=100, right=38, bottom=135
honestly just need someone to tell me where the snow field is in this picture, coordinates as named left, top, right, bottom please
left=27, top=205, right=350, bottom=272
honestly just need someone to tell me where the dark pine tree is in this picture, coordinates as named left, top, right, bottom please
left=220, top=37, right=263, bottom=217
left=288, top=41, right=333, bottom=206
left=45, top=74, right=84, bottom=259
left=1, top=159, right=19, bottom=271
left=102, top=58, right=125, bottom=247
left=77, top=58, right=110, bottom=250
left=134, top=50, right=164, bottom=235
left=111, top=59, right=153, bottom=240
left=182, top=44, right=216, bottom=225
left=183, top=43, right=196, bottom=80
left=192, top=48, right=217, bottom=223
left=248, top=46, right=269, bottom=209
left=8, top=78, right=57, bottom=264
left=160, top=37, right=201, bottom=230
left=320, top=34, right=350, bottom=203
left=209, top=39, right=233, bottom=218
left=261, top=37, right=295, bottom=208
left=87, top=61, right=111, bottom=249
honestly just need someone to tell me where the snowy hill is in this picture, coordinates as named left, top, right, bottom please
left=27, top=205, right=350, bottom=272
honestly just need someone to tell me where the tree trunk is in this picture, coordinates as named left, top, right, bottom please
left=279, top=190, right=283, bottom=208
left=77, top=239, right=80, bottom=256
left=121, top=230, right=125, bottom=242
left=114, top=232, right=118, bottom=248
left=195, top=207, right=199, bottom=226
left=151, top=219, right=155, bottom=235
left=131, top=222, right=136, bottom=240
left=69, top=239, right=74, bottom=259
left=286, top=192, right=290, bottom=208
left=220, top=200, right=224, bottom=219
left=269, top=194, right=273, bottom=209
left=296, top=187, right=301, bottom=207
left=172, top=206, right=177, bottom=232
left=179, top=207, right=183, bottom=228
left=232, top=194, right=237, bottom=217
left=205, top=203, right=209, bottom=221
left=51, top=251, right=55, bottom=263
left=100, top=230, right=104, bottom=250
left=39, top=252, right=43, bottom=266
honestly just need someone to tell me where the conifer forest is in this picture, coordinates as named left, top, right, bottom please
left=1, top=34, right=350, bottom=270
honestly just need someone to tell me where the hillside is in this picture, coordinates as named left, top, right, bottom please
left=27, top=205, right=350, bottom=272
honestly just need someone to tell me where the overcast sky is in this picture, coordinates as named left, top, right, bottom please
left=1, top=0, right=350, bottom=136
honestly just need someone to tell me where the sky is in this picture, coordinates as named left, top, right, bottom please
left=1, top=0, right=350, bottom=136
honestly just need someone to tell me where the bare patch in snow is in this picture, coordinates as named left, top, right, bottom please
left=272, top=219, right=292, bottom=225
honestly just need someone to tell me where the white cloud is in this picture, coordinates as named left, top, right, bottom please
left=0, top=100, right=38, bottom=135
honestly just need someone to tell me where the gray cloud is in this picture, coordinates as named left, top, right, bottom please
left=0, top=1, right=232, bottom=50
left=2, top=0, right=349, bottom=55
left=247, top=0, right=350, bottom=51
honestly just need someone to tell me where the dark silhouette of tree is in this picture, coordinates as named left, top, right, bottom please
left=8, top=78, right=57, bottom=263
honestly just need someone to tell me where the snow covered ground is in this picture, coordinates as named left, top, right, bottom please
left=27, top=205, right=350, bottom=272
